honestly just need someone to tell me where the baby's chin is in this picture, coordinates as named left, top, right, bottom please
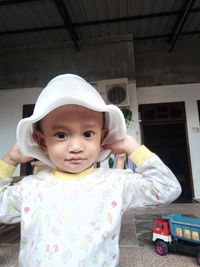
left=56, top=165, right=91, bottom=174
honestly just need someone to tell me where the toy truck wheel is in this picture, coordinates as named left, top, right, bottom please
left=155, top=240, right=168, bottom=256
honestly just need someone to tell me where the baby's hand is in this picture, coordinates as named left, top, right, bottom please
left=102, top=135, right=140, bottom=156
left=3, top=144, right=33, bottom=166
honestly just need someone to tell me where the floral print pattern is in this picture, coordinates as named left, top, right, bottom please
left=0, top=153, right=181, bottom=266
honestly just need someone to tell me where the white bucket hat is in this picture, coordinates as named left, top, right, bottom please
left=16, top=74, right=127, bottom=167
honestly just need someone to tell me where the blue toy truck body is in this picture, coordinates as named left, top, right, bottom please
left=162, top=213, right=200, bottom=244
left=152, top=213, right=200, bottom=265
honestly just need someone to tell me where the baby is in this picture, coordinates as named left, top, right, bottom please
left=0, top=74, right=181, bottom=267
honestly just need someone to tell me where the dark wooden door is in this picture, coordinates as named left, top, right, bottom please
left=20, top=104, right=35, bottom=176
left=139, top=102, right=193, bottom=203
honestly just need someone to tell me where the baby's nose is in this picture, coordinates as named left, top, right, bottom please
left=68, top=137, right=83, bottom=152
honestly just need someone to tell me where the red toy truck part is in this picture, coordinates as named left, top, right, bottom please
left=153, top=218, right=171, bottom=243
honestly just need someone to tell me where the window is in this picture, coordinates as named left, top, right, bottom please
left=140, top=102, right=185, bottom=123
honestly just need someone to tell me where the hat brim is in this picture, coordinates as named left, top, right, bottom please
left=17, top=98, right=126, bottom=167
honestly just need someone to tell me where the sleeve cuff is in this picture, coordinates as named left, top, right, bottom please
left=129, top=145, right=153, bottom=166
left=0, top=159, right=16, bottom=177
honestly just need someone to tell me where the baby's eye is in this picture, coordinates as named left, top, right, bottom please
left=83, top=131, right=94, bottom=138
left=55, top=132, right=68, bottom=139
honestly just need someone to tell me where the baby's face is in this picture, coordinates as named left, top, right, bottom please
left=39, top=105, right=106, bottom=173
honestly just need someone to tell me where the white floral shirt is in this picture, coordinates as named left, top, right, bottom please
left=0, top=146, right=181, bottom=267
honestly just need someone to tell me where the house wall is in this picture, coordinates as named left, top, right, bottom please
left=0, top=35, right=200, bottom=198
left=135, top=38, right=200, bottom=87
left=0, top=87, right=42, bottom=174
left=0, top=35, right=135, bottom=89
left=0, top=82, right=200, bottom=199
left=137, top=83, right=200, bottom=199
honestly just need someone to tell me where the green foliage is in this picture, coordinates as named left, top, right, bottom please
left=108, top=157, right=114, bottom=168
left=120, top=107, right=133, bottom=126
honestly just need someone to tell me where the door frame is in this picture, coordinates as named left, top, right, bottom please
left=139, top=101, right=194, bottom=202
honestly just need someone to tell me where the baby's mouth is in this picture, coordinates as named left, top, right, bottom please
left=66, top=157, right=85, bottom=164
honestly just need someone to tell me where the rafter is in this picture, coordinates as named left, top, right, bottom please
left=54, top=0, right=80, bottom=51
left=0, top=0, right=39, bottom=6
left=169, top=0, right=196, bottom=52
left=0, top=26, right=65, bottom=36
left=0, top=2, right=199, bottom=46
left=72, top=8, right=199, bottom=27
left=135, top=30, right=200, bottom=42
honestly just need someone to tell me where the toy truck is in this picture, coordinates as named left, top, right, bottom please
left=152, top=213, right=200, bottom=265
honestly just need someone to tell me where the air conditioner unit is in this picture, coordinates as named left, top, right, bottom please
left=96, top=78, right=130, bottom=106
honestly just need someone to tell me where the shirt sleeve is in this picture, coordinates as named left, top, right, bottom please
left=0, top=159, right=16, bottom=177
left=122, top=145, right=182, bottom=210
left=0, top=160, right=22, bottom=224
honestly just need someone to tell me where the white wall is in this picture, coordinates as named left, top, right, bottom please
left=137, top=83, right=200, bottom=199
left=0, top=87, right=42, bottom=175
left=1, top=83, right=200, bottom=199
left=127, top=82, right=140, bottom=141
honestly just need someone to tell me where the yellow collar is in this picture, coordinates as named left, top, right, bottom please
left=51, top=166, right=96, bottom=180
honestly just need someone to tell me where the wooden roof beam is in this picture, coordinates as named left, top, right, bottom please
left=0, top=0, right=39, bottom=6
left=54, top=0, right=80, bottom=51
left=169, top=0, right=196, bottom=52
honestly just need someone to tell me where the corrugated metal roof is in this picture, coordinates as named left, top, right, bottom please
left=0, top=0, right=199, bottom=51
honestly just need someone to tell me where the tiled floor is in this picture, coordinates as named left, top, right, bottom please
left=0, top=203, right=200, bottom=267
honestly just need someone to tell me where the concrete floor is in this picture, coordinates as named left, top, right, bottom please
left=0, top=203, right=200, bottom=267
